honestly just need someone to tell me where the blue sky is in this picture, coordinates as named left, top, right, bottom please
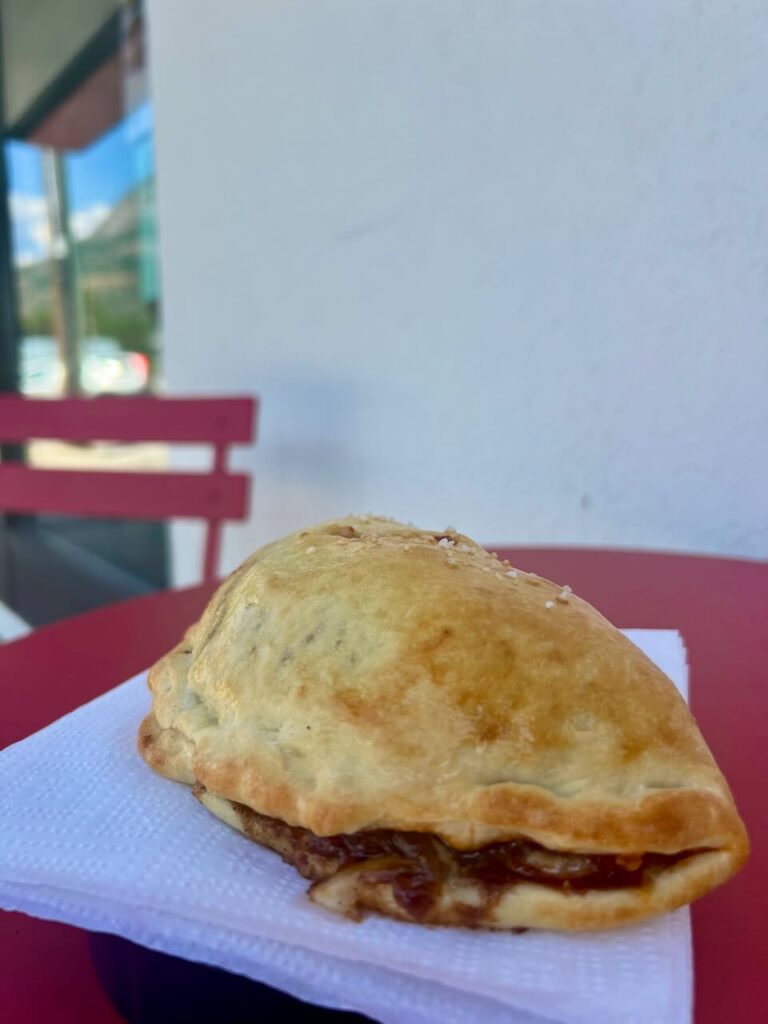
left=7, top=100, right=154, bottom=265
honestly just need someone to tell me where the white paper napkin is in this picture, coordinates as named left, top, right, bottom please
left=0, top=630, right=691, bottom=1024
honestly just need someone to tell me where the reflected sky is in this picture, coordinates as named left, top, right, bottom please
left=6, top=100, right=154, bottom=264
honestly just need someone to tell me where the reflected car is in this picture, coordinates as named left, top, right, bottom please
left=79, top=338, right=149, bottom=395
left=20, top=336, right=149, bottom=397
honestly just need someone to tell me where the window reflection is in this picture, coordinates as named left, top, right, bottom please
left=0, top=1, right=169, bottom=623
left=7, top=98, right=159, bottom=399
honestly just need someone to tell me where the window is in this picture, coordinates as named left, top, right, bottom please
left=0, top=0, right=168, bottom=626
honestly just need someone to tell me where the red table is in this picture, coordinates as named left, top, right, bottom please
left=1, top=549, right=765, bottom=1024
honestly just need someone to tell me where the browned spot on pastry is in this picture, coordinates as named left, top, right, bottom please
left=477, top=720, right=504, bottom=743
left=420, top=626, right=455, bottom=657
left=327, top=524, right=359, bottom=538
left=620, top=735, right=647, bottom=762
left=334, top=688, right=383, bottom=727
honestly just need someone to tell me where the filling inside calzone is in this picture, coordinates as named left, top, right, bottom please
left=193, top=784, right=706, bottom=925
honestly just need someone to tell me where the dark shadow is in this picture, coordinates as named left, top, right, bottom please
left=89, top=932, right=376, bottom=1024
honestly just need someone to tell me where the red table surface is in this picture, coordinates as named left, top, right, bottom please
left=1, top=548, right=765, bottom=1024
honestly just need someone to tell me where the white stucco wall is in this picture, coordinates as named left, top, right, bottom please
left=146, top=0, right=768, bottom=584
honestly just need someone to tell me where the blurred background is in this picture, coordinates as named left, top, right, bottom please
left=1, top=1, right=766, bottom=626
left=0, top=0, right=165, bottom=628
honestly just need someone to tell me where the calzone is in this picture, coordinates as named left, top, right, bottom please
left=138, top=516, right=748, bottom=930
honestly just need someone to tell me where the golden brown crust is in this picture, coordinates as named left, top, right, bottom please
left=137, top=514, right=749, bottom=929
left=468, top=782, right=745, bottom=855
